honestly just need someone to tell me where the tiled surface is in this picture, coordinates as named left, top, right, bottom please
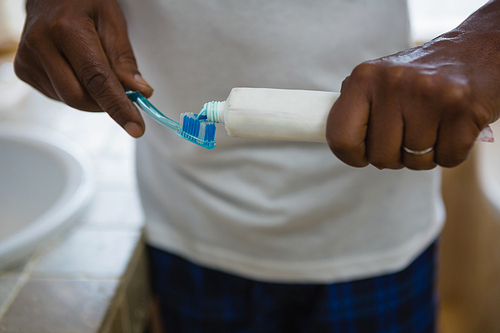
left=0, top=279, right=119, bottom=333
left=0, top=263, right=27, bottom=277
left=32, top=229, right=141, bottom=279
left=0, top=72, right=150, bottom=332
left=83, top=191, right=144, bottom=229
left=0, top=262, right=27, bottom=312
left=0, top=278, right=19, bottom=312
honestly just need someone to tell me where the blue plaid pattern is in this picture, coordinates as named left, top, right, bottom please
left=147, top=241, right=437, bottom=333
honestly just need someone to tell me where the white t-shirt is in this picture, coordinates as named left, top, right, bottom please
left=120, top=0, right=445, bottom=283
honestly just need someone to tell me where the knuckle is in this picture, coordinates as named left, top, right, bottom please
left=370, top=160, right=387, bottom=169
left=80, top=65, right=111, bottom=97
left=385, top=65, right=410, bottom=87
left=340, top=76, right=351, bottom=92
left=369, top=156, right=402, bottom=170
left=65, top=100, right=100, bottom=112
left=58, top=88, right=99, bottom=111
left=471, top=103, right=493, bottom=128
left=105, top=101, right=129, bottom=124
left=13, top=56, right=40, bottom=89
left=110, top=50, right=139, bottom=79
left=414, top=74, right=440, bottom=97
left=350, top=62, right=380, bottom=83
left=49, top=17, right=88, bottom=44
left=327, top=138, right=368, bottom=168
left=48, top=11, right=94, bottom=43
left=435, top=143, right=471, bottom=168
left=441, top=82, right=472, bottom=106
left=106, top=101, right=121, bottom=117
left=328, top=138, right=359, bottom=156
left=112, top=50, right=137, bottom=67
left=46, top=6, right=80, bottom=33
left=436, top=156, right=463, bottom=168
left=22, top=26, right=44, bottom=50
left=370, top=159, right=393, bottom=170
left=48, top=16, right=72, bottom=34
left=366, top=149, right=391, bottom=169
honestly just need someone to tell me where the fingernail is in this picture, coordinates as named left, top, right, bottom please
left=124, top=122, right=143, bottom=138
left=134, top=74, right=153, bottom=91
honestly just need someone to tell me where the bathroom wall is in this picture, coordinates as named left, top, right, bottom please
left=0, top=0, right=24, bottom=53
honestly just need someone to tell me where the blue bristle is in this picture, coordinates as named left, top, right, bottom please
left=205, top=123, right=216, bottom=141
left=183, top=115, right=200, bottom=137
left=177, top=113, right=217, bottom=149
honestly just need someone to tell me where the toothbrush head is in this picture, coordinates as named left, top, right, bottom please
left=178, top=112, right=217, bottom=149
left=126, top=90, right=217, bottom=149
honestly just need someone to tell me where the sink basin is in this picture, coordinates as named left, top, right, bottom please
left=0, top=124, right=94, bottom=269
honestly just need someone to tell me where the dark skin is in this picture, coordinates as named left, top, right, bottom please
left=327, top=1, right=500, bottom=170
left=14, top=0, right=152, bottom=138
left=15, top=0, right=500, bottom=170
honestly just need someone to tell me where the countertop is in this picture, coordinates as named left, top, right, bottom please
left=0, top=65, right=150, bottom=333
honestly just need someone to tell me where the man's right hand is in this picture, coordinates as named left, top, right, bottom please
left=14, top=0, right=153, bottom=138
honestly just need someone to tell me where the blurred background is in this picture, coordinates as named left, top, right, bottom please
left=0, top=0, right=22, bottom=54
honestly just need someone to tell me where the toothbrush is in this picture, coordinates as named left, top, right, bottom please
left=127, top=87, right=494, bottom=149
left=126, top=90, right=217, bottom=149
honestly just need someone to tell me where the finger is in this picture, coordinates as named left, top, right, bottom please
left=401, top=107, right=439, bottom=170
left=97, top=0, right=153, bottom=98
left=365, top=93, right=404, bottom=169
left=327, top=88, right=369, bottom=167
left=327, top=66, right=375, bottom=167
left=32, top=40, right=102, bottom=111
left=433, top=83, right=489, bottom=167
left=434, top=117, right=478, bottom=168
left=56, top=20, right=145, bottom=137
left=398, top=73, right=438, bottom=169
left=14, top=48, right=59, bottom=100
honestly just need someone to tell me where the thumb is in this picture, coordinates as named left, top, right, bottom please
left=111, top=54, right=154, bottom=99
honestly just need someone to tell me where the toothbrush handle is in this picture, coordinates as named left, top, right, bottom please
left=126, top=90, right=179, bottom=131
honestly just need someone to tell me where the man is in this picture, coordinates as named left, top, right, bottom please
left=14, top=0, right=499, bottom=331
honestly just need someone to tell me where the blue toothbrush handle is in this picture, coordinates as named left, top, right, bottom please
left=126, top=90, right=179, bottom=131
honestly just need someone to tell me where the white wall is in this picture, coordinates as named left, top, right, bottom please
left=408, top=0, right=490, bottom=42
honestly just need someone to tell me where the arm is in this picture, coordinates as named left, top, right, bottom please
left=14, top=0, right=153, bottom=137
left=326, top=0, right=500, bottom=170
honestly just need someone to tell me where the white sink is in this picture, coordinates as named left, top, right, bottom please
left=0, top=124, right=94, bottom=269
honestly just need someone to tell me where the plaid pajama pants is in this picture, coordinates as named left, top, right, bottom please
left=147, top=241, right=437, bottom=333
